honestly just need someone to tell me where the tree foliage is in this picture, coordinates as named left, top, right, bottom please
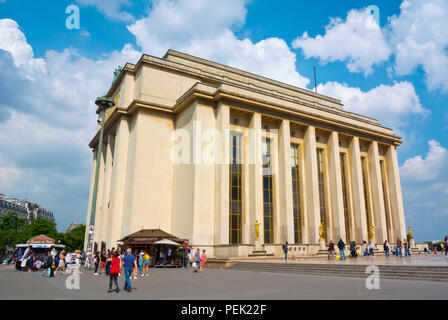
left=0, top=212, right=85, bottom=251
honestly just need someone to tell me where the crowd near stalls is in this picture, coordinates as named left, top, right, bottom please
left=7, top=234, right=65, bottom=272
left=117, top=229, right=189, bottom=267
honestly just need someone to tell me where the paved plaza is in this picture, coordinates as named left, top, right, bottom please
left=1, top=255, right=447, bottom=300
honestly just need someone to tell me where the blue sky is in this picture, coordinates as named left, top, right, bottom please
left=0, top=0, right=447, bottom=242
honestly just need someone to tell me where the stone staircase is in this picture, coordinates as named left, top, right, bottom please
left=227, top=262, right=448, bottom=282
left=248, top=250, right=274, bottom=258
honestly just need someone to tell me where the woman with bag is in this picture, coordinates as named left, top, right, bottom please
left=108, top=252, right=121, bottom=293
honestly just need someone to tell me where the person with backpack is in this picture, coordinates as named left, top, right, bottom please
left=337, top=238, right=346, bottom=260
left=42, top=251, right=55, bottom=277
left=107, top=252, right=121, bottom=293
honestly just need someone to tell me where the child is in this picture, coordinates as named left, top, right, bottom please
left=138, top=254, right=144, bottom=276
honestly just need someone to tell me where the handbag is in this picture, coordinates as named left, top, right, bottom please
left=192, top=262, right=197, bottom=267
left=107, top=258, right=119, bottom=273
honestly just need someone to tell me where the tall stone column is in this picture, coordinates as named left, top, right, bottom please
left=385, top=145, right=406, bottom=241
left=348, top=137, right=368, bottom=242
left=84, top=150, right=97, bottom=252
left=303, top=126, right=320, bottom=244
left=92, top=143, right=106, bottom=246
left=278, top=120, right=294, bottom=243
left=107, top=116, right=130, bottom=248
left=214, top=101, right=230, bottom=245
left=271, top=130, right=281, bottom=244
left=99, top=134, right=115, bottom=248
left=327, top=132, right=346, bottom=241
left=368, top=141, right=387, bottom=243
left=248, top=112, right=263, bottom=247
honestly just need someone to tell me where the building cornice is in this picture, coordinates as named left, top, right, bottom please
left=89, top=81, right=402, bottom=148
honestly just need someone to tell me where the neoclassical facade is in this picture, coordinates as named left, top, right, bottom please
left=84, top=50, right=407, bottom=258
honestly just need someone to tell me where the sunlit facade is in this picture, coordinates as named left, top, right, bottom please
left=85, top=50, right=407, bottom=258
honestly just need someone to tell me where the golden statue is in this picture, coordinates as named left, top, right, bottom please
left=368, top=225, right=374, bottom=240
left=408, top=226, right=413, bottom=239
left=254, top=220, right=261, bottom=240
left=318, top=222, right=324, bottom=240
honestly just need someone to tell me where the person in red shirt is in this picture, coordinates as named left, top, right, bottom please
left=108, top=252, right=121, bottom=293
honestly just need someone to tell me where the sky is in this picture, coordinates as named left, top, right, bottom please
left=0, top=0, right=447, bottom=242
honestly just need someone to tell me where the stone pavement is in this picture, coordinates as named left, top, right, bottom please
left=0, top=261, right=446, bottom=300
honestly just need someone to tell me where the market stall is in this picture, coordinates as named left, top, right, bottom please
left=118, top=229, right=187, bottom=267
left=15, top=234, right=65, bottom=271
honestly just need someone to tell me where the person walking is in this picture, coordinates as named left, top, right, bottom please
left=337, top=238, right=346, bottom=260
left=199, top=250, right=207, bottom=272
left=100, top=250, right=107, bottom=273
left=105, top=252, right=112, bottom=276
left=42, top=251, right=52, bottom=277
left=143, top=251, right=150, bottom=276
left=55, top=251, right=66, bottom=275
left=94, top=251, right=100, bottom=275
left=328, top=240, right=335, bottom=260
left=282, top=241, right=288, bottom=261
left=138, top=253, right=144, bottom=276
left=108, top=252, right=121, bottom=293
left=193, top=248, right=200, bottom=273
left=384, top=240, right=390, bottom=257
left=122, top=248, right=137, bottom=292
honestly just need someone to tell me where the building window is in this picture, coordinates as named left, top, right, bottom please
left=361, top=157, right=372, bottom=239
left=291, top=144, right=303, bottom=244
left=262, top=137, right=274, bottom=244
left=316, top=148, right=327, bottom=241
left=340, top=153, right=351, bottom=242
left=380, top=160, right=392, bottom=241
left=229, top=132, right=243, bottom=244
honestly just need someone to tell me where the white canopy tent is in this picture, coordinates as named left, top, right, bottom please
left=153, top=239, right=181, bottom=246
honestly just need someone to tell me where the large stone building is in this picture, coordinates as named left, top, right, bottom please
left=84, top=50, right=407, bottom=257
left=0, top=193, right=55, bottom=222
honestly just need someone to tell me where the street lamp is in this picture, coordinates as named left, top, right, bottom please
left=87, top=96, right=115, bottom=255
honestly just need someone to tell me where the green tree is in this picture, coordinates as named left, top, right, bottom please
left=22, top=218, right=58, bottom=240
left=59, top=225, right=85, bottom=251
left=0, top=212, right=28, bottom=250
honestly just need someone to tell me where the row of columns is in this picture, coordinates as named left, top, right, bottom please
left=215, top=106, right=406, bottom=245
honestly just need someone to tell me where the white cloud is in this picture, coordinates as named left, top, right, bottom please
left=127, top=0, right=309, bottom=88
left=0, top=18, right=141, bottom=229
left=388, top=0, right=448, bottom=92
left=292, top=8, right=392, bottom=75
left=317, top=81, right=425, bottom=128
left=400, top=140, right=448, bottom=181
left=0, top=19, right=46, bottom=78
left=76, top=0, right=134, bottom=22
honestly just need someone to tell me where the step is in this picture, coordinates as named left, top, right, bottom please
left=228, top=267, right=448, bottom=281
